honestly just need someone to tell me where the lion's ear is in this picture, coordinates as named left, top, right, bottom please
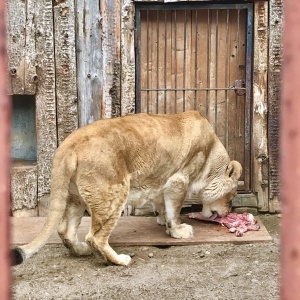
left=226, top=160, right=243, bottom=180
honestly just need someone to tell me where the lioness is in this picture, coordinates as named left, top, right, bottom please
left=12, top=111, right=242, bottom=266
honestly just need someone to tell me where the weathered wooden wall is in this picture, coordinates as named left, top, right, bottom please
left=7, top=0, right=57, bottom=216
left=9, top=0, right=125, bottom=216
left=7, top=0, right=283, bottom=216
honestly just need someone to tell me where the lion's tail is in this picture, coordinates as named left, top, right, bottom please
left=11, top=151, right=77, bottom=266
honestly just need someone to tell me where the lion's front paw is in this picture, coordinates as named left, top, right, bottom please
left=116, top=254, right=132, bottom=266
left=167, top=223, right=194, bottom=239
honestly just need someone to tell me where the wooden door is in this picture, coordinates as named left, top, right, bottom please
left=135, top=3, right=253, bottom=192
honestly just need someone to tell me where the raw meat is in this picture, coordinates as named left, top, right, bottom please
left=188, top=212, right=260, bottom=237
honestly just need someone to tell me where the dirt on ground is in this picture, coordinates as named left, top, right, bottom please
left=11, top=214, right=280, bottom=300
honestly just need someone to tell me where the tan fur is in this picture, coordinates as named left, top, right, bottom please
left=17, top=111, right=242, bottom=266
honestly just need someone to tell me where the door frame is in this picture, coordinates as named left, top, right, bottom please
left=134, top=2, right=254, bottom=194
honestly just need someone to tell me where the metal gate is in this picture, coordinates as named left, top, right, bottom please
left=135, top=2, right=253, bottom=193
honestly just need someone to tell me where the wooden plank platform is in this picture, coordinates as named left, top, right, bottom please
left=11, top=215, right=272, bottom=246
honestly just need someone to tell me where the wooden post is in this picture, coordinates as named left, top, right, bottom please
left=280, top=0, right=300, bottom=298
left=121, top=0, right=135, bottom=116
left=0, top=0, right=11, bottom=298
left=35, top=0, right=58, bottom=216
left=6, top=0, right=37, bottom=95
left=268, top=0, right=283, bottom=213
left=53, top=0, right=78, bottom=144
left=253, top=1, right=269, bottom=212
left=101, top=0, right=121, bottom=118
left=75, top=0, right=102, bottom=126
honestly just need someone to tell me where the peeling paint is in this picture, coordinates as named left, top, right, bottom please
left=254, top=101, right=267, bottom=116
left=61, top=7, right=68, bottom=17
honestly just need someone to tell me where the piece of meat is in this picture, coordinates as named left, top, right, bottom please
left=188, top=212, right=260, bottom=237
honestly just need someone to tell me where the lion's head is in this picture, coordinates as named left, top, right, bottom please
left=200, top=160, right=243, bottom=218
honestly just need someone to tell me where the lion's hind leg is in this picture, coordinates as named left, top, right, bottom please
left=58, top=194, right=92, bottom=256
left=84, top=182, right=131, bottom=266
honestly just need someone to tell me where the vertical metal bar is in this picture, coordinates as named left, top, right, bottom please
left=156, top=10, right=159, bottom=113
left=234, top=9, right=240, bottom=159
left=0, top=0, right=12, bottom=298
left=206, top=9, right=211, bottom=119
left=164, top=10, right=167, bottom=113
left=224, top=9, right=230, bottom=147
left=135, top=8, right=141, bottom=113
left=281, top=0, right=300, bottom=298
left=183, top=10, right=187, bottom=111
left=194, top=10, right=198, bottom=110
left=174, top=10, right=177, bottom=113
left=236, top=9, right=240, bottom=77
left=215, top=10, right=219, bottom=133
left=244, top=5, right=254, bottom=191
left=146, top=10, right=150, bottom=113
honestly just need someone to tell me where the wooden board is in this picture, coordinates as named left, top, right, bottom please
left=7, top=0, right=37, bottom=95
left=53, top=0, right=78, bottom=145
left=11, top=163, right=37, bottom=213
left=75, top=0, right=103, bottom=126
left=11, top=216, right=272, bottom=246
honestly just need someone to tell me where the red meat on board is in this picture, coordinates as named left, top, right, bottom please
left=188, top=212, right=260, bottom=237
